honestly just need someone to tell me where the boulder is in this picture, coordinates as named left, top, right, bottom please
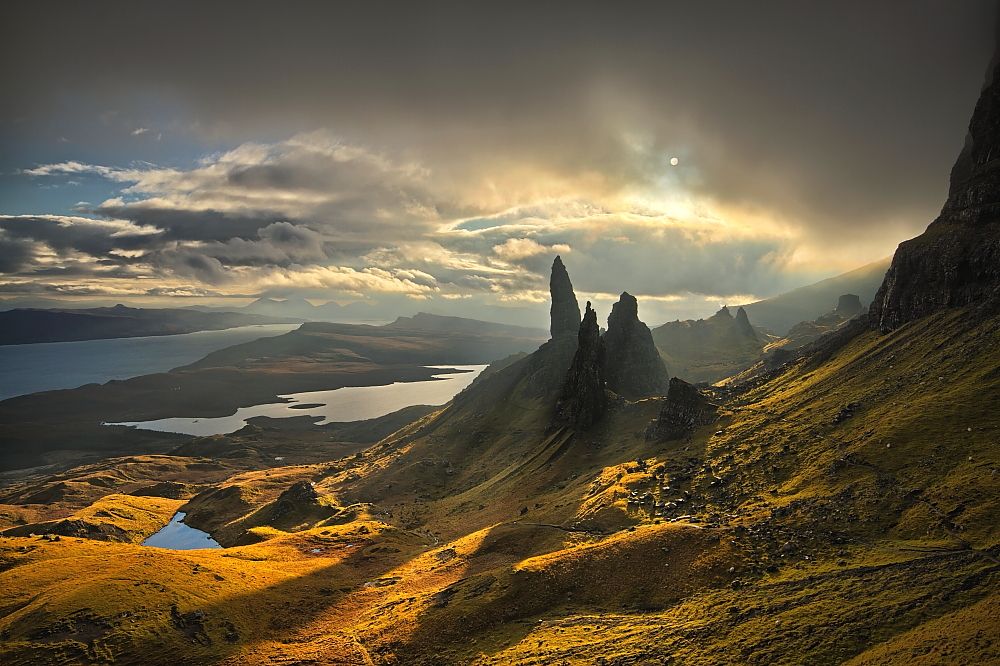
left=272, top=481, right=320, bottom=518
left=648, top=378, right=719, bottom=440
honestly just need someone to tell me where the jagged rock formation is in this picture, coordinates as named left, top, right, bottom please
left=835, top=294, right=863, bottom=317
left=602, top=292, right=670, bottom=398
left=549, top=256, right=582, bottom=339
left=871, top=46, right=1000, bottom=331
left=555, top=302, right=607, bottom=428
left=647, top=377, right=718, bottom=440
left=651, top=306, right=764, bottom=383
left=734, top=306, right=757, bottom=340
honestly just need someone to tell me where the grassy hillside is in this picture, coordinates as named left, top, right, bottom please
left=1, top=303, right=996, bottom=663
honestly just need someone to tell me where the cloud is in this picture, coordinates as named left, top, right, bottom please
left=191, top=222, right=328, bottom=267
left=0, top=235, right=36, bottom=273
left=7, top=128, right=832, bottom=312
left=492, top=238, right=557, bottom=262
left=5, top=3, right=997, bottom=319
left=0, top=215, right=162, bottom=259
left=6, top=2, right=994, bottom=242
left=21, top=162, right=120, bottom=178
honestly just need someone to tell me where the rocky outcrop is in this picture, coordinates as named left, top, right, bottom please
left=549, top=256, right=582, bottom=339
left=555, top=302, right=607, bottom=428
left=129, top=481, right=193, bottom=499
left=602, top=292, right=669, bottom=398
left=647, top=378, right=719, bottom=440
left=270, top=481, right=323, bottom=520
left=835, top=294, right=863, bottom=318
left=0, top=518, right=131, bottom=542
left=734, top=306, right=757, bottom=340
left=870, top=43, right=1000, bottom=331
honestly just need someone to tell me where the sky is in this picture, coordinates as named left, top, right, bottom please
left=0, top=1, right=995, bottom=326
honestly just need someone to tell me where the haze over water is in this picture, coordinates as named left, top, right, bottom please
left=0, top=324, right=299, bottom=400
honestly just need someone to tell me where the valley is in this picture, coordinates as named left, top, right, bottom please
left=0, top=315, right=545, bottom=472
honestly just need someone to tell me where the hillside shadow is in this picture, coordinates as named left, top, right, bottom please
left=124, top=531, right=418, bottom=663
left=121, top=515, right=580, bottom=664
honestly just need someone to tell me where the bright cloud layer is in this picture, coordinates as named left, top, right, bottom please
left=0, top=130, right=877, bottom=323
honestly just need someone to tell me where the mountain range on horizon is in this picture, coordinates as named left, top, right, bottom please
left=0, top=257, right=891, bottom=349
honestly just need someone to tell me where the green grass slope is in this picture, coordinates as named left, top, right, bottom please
left=0, top=306, right=997, bottom=665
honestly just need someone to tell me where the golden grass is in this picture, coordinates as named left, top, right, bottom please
left=1, top=307, right=998, bottom=664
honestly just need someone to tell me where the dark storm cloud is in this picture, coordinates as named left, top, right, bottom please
left=2, top=1, right=998, bottom=313
left=151, top=251, right=229, bottom=285
left=91, top=204, right=279, bottom=243
left=2, top=1, right=994, bottom=238
left=0, top=216, right=162, bottom=257
left=0, top=236, right=35, bottom=273
left=196, top=222, right=328, bottom=267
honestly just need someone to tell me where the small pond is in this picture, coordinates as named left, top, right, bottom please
left=142, top=511, right=221, bottom=550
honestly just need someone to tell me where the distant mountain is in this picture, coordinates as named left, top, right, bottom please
left=242, top=297, right=318, bottom=319
left=740, top=258, right=890, bottom=334
left=651, top=305, right=764, bottom=383
left=0, top=305, right=299, bottom=345
left=763, top=293, right=865, bottom=357
left=184, top=312, right=549, bottom=371
left=384, top=312, right=546, bottom=339
left=241, top=297, right=381, bottom=322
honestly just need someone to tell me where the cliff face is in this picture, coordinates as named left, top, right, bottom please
left=871, top=45, right=1000, bottom=331
left=549, top=256, right=582, bottom=339
left=602, top=292, right=670, bottom=398
left=555, top=302, right=607, bottom=429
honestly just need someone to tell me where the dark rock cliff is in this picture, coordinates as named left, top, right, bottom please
left=555, top=302, right=607, bottom=429
left=871, top=39, right=1000, bottom=331
left=549, top=256, right=582, bottom=339
left=602, top=292, right=670, bottom=398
